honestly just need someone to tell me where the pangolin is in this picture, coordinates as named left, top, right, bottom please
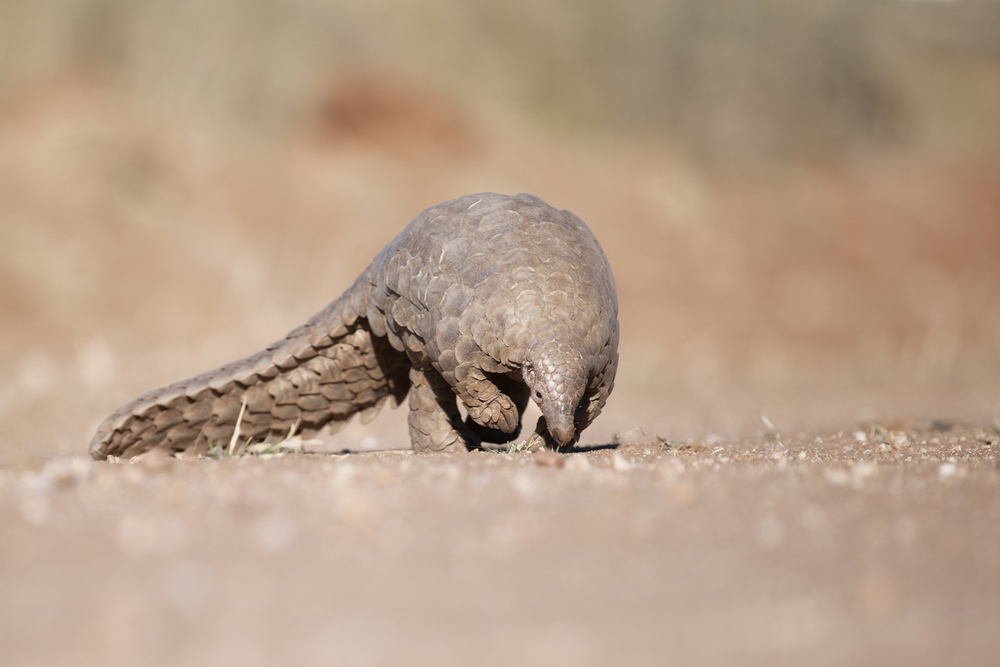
left=89, top=193, right=619, bottom=459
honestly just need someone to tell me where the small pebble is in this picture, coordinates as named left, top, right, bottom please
left=534, top=449, right=565, bottom=468
left=938, top=462, right=957, bottom=480
left=139, top=448, right=173, bottom=474
left=565, top=454, right=591, bottom=471
left=42, top=457, right=93, bottom=489
left=612, top=453, right=632, bottom=472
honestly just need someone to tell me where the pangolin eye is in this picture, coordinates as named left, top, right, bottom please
left=533, top=389, right=542, bottom=400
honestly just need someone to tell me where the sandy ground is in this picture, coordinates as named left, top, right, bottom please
left=1, top=80, right=1000, bottom=666
left=2, top=424, right=999, bottom=666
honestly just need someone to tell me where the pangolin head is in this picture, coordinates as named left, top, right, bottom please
left=521, top=341, right=589, bottom=447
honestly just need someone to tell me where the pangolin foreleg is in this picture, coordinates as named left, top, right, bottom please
left=461, top=372, right=530, bottom=445
left=406, top=365, right=476, bottom=453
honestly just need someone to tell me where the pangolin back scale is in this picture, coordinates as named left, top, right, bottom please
left=89, top=193, right=619, bottom=458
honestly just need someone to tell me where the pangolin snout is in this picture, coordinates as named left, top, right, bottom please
left=547, top=414, right=577, bottom=447
left=524, top=346, right=588, bottom=447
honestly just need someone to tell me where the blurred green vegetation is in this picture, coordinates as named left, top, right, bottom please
left=1, top=0, right=999, bottom=159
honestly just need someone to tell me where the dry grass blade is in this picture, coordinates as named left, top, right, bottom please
left=228, top=397, right=248, bottom=456
left=613, top=427, right=691, bottom=450
left=613, top=426, right=646, bottom=446
left=758, top=411, right=780, bottom=441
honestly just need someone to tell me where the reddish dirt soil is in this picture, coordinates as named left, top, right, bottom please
left=1, top=80, right=999, bottom=666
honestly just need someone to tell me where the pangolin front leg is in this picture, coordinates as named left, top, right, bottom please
left=406, top=365, right=475, bottom=452
left=460, top=369, right=530, bottom=445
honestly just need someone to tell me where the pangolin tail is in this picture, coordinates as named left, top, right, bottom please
left=88, top=280, right=411, bottom=460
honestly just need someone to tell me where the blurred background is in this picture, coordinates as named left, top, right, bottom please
left=1, top=0, right=999, bottom=460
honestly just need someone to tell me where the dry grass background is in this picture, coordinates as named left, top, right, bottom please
left=1, top=1, right=1000, bottom=461
left=2, top=4, right=1000, bottom=666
